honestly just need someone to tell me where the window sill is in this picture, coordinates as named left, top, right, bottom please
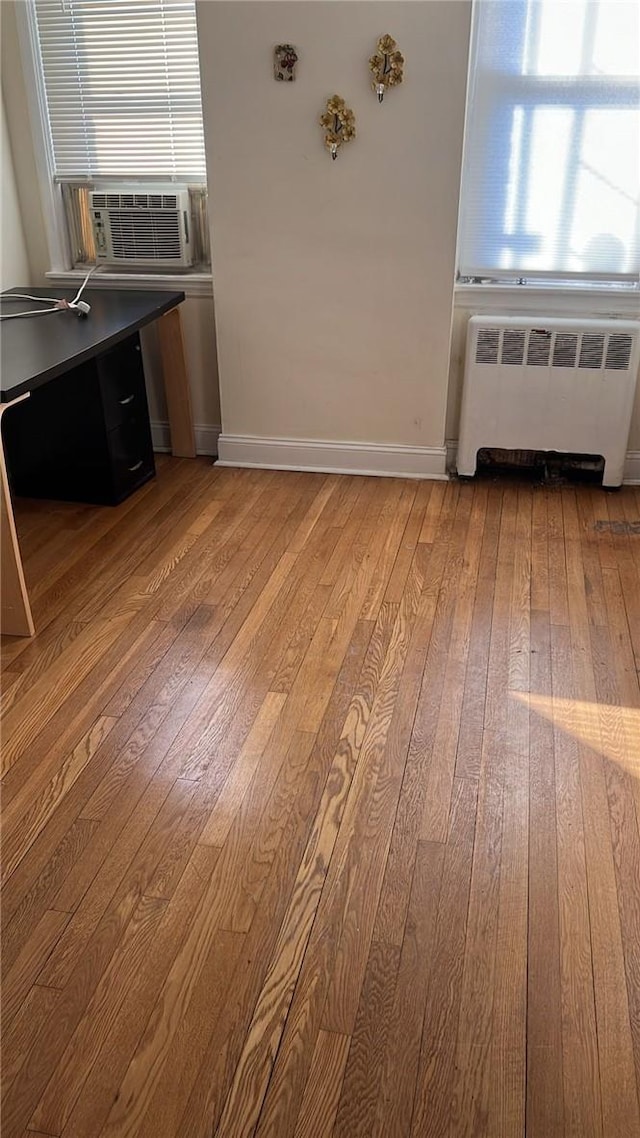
left=45, top=269, right=213, bottom=299
left=454, top=281, right=640, bottom=318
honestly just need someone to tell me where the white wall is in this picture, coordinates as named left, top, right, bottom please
left=1, top=94, right=30, bottom=289
left=199, top=1, right=471, bottom=458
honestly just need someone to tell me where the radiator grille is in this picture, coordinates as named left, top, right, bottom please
left=502, top=329, right=526, bottom=365
left=107, top=209, right=183, bottom=260
left=552, top=334, right=579, bottom=368
left=606, top=334, right=633, bottom=370
left=473, top=325, right=636, bottom=373
left=527, top=330, right=551, bottom=366
left=578, top=334, right=605, bottom=369
left=475, top=328, right=500, bottom=364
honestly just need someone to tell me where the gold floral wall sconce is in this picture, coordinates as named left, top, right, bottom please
left=320, top=95, right=356, bottom=160
left=369, top=34, right=404, bottom=102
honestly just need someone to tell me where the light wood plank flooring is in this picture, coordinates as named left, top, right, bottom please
left=2, top=457, right=640, bottom=1138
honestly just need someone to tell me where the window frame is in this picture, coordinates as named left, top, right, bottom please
left=15, top=0, right=212, bottom=292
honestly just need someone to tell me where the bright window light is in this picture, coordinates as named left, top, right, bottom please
left=32, top=0, right=206, bottom=182
left=458, top=0, right=640, bottom=282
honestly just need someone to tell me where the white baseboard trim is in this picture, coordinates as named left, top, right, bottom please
left=215, top=434, right=449, bottom=480
left=445, top=439, right=640, bottom=486
left=151, top=420, right=220, bottom=457
left=150, top=427, right=640, bottom=484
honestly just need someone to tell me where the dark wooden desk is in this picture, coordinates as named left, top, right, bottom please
left=0, top=287, right=194, bottom=636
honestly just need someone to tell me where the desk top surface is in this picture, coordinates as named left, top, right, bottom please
left=0, top=287, right=185, bottom=402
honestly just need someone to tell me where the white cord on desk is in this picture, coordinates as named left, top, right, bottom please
left=0, top=307, right=60, bottom=320
left=0, top=265, right=101, bottom=320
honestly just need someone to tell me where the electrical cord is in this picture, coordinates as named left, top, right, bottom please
left=70, top=264, right=99, bottom=304
left=0, top=307, right=60, bottom=320
left=0, top=265, right=101, bottom=320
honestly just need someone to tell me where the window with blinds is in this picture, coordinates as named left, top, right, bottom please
left=31, top=0, right=208, bottom=266
left=457, top=0, right=640, bottom=284
left=33, top=0, right=205, bottom=181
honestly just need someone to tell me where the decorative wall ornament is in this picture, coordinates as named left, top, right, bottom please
left=320, top=95, right=356, bottom=160
left=274, top=44, right=298, bottom=81
left=369, top=34, right=404, bottom=102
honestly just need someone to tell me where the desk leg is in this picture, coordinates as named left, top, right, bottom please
left=0, top=399, right=35, bottom=637
left=157, top=307, right=196, bottom=458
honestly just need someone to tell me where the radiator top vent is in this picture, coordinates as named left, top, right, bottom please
left=502, top=329, right=526, bottom=365
left=474, top=327, right=635, bottom=372
left=552, top=333, right=578, bottom=368
left=475, top=328, right=500, bottom=364
left=527, top=330, right=551, bottom=366
left=606, top=334, right=633, bottom=370
left=579, top=334, right=605, bottom=369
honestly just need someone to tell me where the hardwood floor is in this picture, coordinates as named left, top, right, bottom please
left=2, top=457, right=640, bottom=1138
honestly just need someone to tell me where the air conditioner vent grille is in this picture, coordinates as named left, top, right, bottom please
left=107, top=209, right=183, bottom=260
left=606, top=334, right=633, bottom=370
left=90, top=192, right=180, bottom=211
left=475, top=328, right=500, bottom=364
left=552, top=333, right=578, bottom=368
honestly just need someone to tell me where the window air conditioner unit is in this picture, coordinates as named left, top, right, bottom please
left=89, top=184, right=193, bottom=268
left=457, top=316, right=640, bottom=487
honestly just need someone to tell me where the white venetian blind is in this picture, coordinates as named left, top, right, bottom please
left=32, top=0, right=206, bottom=182
left=458, top=0, right=640, bottom=282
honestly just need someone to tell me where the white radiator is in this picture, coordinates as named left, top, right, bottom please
left=457, top=316, right=640, bottom=487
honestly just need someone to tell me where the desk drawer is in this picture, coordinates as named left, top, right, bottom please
left=98, top=336, right=149, bottom=430
left=4, top=330, right=156, bottom=506
left=107, top=415, right=155, bottom=501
